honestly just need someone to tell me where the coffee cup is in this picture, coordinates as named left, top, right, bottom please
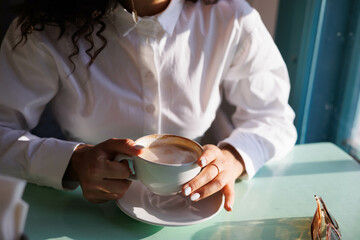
left=115, top=134, right=203, bottom=196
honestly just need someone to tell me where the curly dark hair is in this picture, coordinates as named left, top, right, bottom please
left=13, top=0, right=218, bottom=71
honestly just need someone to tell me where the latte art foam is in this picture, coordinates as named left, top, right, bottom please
left=139, top=143, right=198, bottom=164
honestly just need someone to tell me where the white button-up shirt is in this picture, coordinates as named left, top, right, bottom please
left=0, top=0, right=297, bottom=189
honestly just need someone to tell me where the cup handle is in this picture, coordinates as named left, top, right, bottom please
left=114, top=154, right=137, bottom=180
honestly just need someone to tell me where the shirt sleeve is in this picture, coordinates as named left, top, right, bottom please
left=0, top=21, right=80, bottom=190
left=219, top=9, right=297, bottom=179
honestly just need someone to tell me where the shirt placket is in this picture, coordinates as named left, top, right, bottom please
left=137, top=20, right=162, bottom=135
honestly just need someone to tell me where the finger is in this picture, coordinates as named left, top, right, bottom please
left=99, top=138, right=143, bottom=157
left=222, top=182, right=235, bottom=211
left=198, top=145, right=221, bottom=167
left=183, top=162, right=220, bottom=196
left=99, top=178, right=132, bottom=199
left=189, top=171, right=227, bottom=201
left=82, top=179, right=132, bottom=203
left=103, top=160, right=132, bottom=179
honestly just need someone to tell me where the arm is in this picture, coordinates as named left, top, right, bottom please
left=0, top=22, right=142, bottom=204
left=219, top=9, right=297, bottom=179
left=183, top=7, right=297, bottom=210
left=0, top=21, right=79, bottom=189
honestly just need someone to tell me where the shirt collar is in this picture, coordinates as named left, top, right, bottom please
left=157, top=0, right=184, bottom=36
left=109, top=0, right=184, bottom=37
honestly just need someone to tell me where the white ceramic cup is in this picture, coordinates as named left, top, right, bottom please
left=115, top=134, right=203, bottom=196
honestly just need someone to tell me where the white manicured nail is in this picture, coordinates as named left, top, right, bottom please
left=190, top=193, right=200, bottom=201
left=200, top=157, right=206, bottom=167
left=184, top=187, right=192, bottom=196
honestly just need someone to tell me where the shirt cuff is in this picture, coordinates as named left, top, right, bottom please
left=218, top=130, right=269, bottom=179
left=28, top=138, right=81, bottom=190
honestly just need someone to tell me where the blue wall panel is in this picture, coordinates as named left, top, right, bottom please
left=276, top=0, right=359, bottom=149
left=305, top=0, right=352, bottom=143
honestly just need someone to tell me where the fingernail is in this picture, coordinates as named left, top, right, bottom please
left=134, top=145, right=145, bottom=150
left=228, top=204, right=233, bottom=211
left=200, top=157, right=206, bottom=167
left=190, top=193, right=200, bottom=201
left=184, top=186, right=192, bottom=196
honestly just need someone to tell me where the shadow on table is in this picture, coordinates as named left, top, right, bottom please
left=23, top=184, right=163, bottom=240
left=192, top=217, right=312, bottom=240
left=255, top=160, right=360, bottom=178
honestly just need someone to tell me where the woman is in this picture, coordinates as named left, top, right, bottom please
left=0, top=0, right=297, bottom=211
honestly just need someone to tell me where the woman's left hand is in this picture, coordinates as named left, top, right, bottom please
left=182, top=144, right=245, bottom=211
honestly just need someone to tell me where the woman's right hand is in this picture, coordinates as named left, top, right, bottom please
left=63, top=138, right=143, bottom=203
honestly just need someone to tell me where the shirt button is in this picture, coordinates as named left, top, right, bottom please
left=145, top=104, right=155, bottom=114
left=145, top=71, right=155, bottom=80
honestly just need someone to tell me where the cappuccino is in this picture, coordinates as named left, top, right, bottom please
left=140, top=143, right=198, bottom=165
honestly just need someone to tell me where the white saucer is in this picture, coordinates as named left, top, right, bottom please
left=116, top=180, right=223, bottom=226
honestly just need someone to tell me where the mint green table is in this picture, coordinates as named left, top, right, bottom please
left=23, top=143, right=360, bottom=239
